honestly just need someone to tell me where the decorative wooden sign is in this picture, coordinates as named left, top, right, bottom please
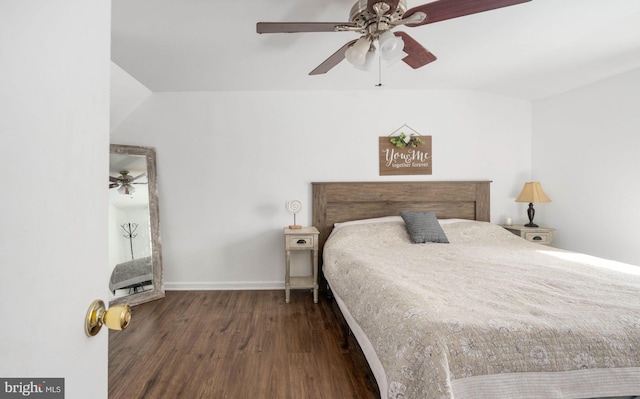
left=379, top=125, right=432, bottom=176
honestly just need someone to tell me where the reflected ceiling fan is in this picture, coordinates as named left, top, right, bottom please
left=257, top=0, right=531, bottom=75
left=109, top=171, right=147, bottom=195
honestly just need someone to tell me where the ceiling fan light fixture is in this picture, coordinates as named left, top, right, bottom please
left=258, top=0, right=534, bottom=76
left=345, top=37, right=371, bottom=66
left=378, top=30, right=398, bottom=54
left=354, top=47, right=376, bottom=71
left=380, top=36, right=404, bottom=61
left=118, top=184, right=135, bottom=195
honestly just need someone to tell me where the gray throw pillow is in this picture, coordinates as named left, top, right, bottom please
left=400, top=211, right=449, bottom=244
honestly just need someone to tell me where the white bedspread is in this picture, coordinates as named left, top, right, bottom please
left=323, top=220, right=640, bottom=399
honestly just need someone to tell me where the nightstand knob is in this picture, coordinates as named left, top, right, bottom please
left=296, top=239, right=307, bottom=244
left=533, top=236, right=542, bottom=240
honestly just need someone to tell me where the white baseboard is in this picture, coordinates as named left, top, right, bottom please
left=164, top=281, right=284, bottom=291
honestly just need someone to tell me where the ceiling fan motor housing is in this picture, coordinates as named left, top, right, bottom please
left=348, top=0, right=407, bottom=38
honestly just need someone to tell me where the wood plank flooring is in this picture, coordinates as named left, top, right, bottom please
left=109, top=290, right=380, bottom=399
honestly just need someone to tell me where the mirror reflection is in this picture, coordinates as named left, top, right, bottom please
left=109, top=144, right=164, bottom=306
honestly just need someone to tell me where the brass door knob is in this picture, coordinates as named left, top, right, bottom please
left=85, top=299, right=131, bottom=336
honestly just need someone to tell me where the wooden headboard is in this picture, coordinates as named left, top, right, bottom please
left=312, top=181, right=491, bottom=278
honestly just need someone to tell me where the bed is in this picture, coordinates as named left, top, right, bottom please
left=312, top=181, right=640, bottom=399
left=109, top=256, right=153, bottom=293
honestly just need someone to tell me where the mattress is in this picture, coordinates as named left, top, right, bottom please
left=109, top=256, right=153, bottom=293
left=323, top=219, right=640, bottom=399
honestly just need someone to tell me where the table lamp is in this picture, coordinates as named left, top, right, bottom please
left=285, top=200, right=302, bottom=229
left=515, top=182, right=551, bottom=227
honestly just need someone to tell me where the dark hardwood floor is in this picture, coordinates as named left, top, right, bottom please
left=109, top=290, right=380, bottom=399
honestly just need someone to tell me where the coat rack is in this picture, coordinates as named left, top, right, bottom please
left=121, top=222, right=138, bottom=260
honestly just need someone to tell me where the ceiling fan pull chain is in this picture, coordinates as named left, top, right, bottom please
left=376, top=53, right=383, bottom=87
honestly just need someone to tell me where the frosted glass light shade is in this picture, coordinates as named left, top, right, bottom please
left=380, top=36, right=405, bottom=61
left=118, top=184, right=135, bottom=195
left=345, top=37, right=371, bottom=66
left=354, top=49, right=376, bottom=71
left=378, top=31, right=398, bottom=54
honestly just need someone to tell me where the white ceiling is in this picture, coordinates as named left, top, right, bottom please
left=111, top=0, right=640, bottom=101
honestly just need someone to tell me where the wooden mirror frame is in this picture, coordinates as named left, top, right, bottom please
left=109, top=144, right=164, bottom=306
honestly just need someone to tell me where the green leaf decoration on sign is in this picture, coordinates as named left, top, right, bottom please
left=390, top=132, right=425, bottom=148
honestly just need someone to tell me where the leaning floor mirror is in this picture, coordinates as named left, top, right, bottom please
left=108, top=144, right=164, bottom=306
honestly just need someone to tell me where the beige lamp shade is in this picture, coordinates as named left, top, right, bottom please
left=515, top=182, right=550, bottom=228
left=516, top=182, right=551, bottom=203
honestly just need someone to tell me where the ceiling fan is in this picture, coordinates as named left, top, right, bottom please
left=257, top=0, right=532, bottom=75
left=109, top=171, right=147, bottom=195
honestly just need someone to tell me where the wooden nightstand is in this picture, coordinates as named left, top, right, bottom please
left=284, top=226, right=319, bottom=304
left=503, top=224, right=554, bottom=245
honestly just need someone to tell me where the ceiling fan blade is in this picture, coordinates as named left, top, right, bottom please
left=109, top=176, right=119, bottom=182
left=367, top=0, right=401, bottom=15
left=309, top=39, right=357, bottom=75
left=132, top=172, right=146, bottom=181
left=109, top=183, right=119, bottom=189
left=404, top=0, right=531, bottom=27
left=257, top=22, right=353, bottom=34
left=394, top=32, right=437, bottom=69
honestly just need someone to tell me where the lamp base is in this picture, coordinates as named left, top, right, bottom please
left=288, top=225, right=302, bottom=229
left=525, top=203, right=538, bottom=228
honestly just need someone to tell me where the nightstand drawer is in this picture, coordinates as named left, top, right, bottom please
left=524, top=231, right=552, bottom=245
left=503, top=224, right=554, bottom=246
left=287, top=235, right=314, bottom=249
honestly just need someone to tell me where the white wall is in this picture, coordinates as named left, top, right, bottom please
left=110, top=62, right=152, bottom=131
left=533, top=68, right=640, bottom=266
left=0, top=0, right=111, bottom=397
left=111, top=89, right=532, bottom=289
